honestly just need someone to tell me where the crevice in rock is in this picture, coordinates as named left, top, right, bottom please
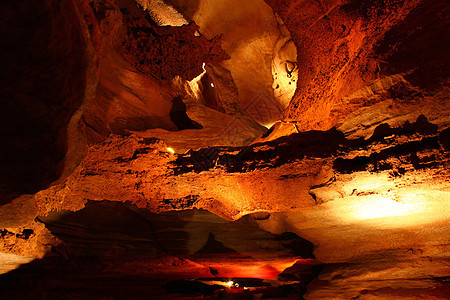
left=173, top=115, right=445, bottom=175
left=169, top=96, right=203, bottom=130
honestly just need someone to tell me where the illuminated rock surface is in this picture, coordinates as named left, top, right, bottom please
left=164, top=0, right=295, bottom=126
left=0, top=0, right=449, bottom=299
left=266, top=0, right=450, bottom=134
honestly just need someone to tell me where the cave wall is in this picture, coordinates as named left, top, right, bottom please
left=0, top=0, right=270, bottom=203
left=265, top=0, right=450, bottom=134
left=0, top=0, right=90, bottom=204
left=78, top=0, right=267, bottom=154
left=164, top=0, right=296, bottom=126
left=0, top=0, right=449, bottom=298
left=25, top=115, right=449, bottom=298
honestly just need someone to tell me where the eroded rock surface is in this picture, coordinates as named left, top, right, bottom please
left=30, top=116, right=450, bottom=299
left=166, top=0, right=294, bottom=126
left=265, top=0, right=450, bottom=135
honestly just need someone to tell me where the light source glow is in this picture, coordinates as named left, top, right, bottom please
left=210, top=83, right=214, bottom=88
left=263, top=122, right=276, bottom=129
left=166, top=147, right=175, bottom=154
left=0, top=252, right=35, bottom=275
left=352, top=194, right=423, bottom=220
left=226, top=281, right=234, bottom=287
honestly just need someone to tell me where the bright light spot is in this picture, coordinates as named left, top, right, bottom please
left=210, top=83, right=214, bottom=88
left=0, top=252, right=35, bottom=275
left=343, top=174, right=393, bottom=195
left=187, top=67, right=206, bottom=98
left=226, top=281, right=234, bottom=287
left=263, top=122, right=276, bottom=129
left=352, top=194, right=423, bottom=220
left=166, top=147, right=175, bottom=154
left=202, top=63, right=206, bottom=71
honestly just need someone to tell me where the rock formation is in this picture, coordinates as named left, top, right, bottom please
left=0, top=0, right=449, bottom=299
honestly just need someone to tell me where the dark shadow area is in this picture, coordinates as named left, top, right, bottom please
left=163, top=276, right=320, bottom=299
left=334, top=137, right=441, bottom=173
left=276, top=232, right=315, bottom=259
left=170, top=96, right=203, bottom=130
left=173, top=115, right=444, bottom=174
left=439, top=127, right=450, bottom=151
left=200, top=73, right=223, bottom=113
left=374, top=0, right=450, bottom=91
left=163, top=280, right=222, bottom=297
left=0, top=256, right=170, bottom=300
left=196, top=232, right=236, bottom=254
left=334, top=115, right=441, bottom=174
left=0, top=202, right=320, bottom=299
left=0, top=0, right=87, bottom=204
left=173, top=127, right=347, bottom=174
left=279, top=261, right=324, bottom=284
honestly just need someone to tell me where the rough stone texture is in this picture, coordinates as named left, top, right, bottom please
left=77, top=0, right=181, bottom=143
left=78, top=0, right=265, bottom=151
left=265, top=0, right=450, bottom=134
left=166, top=0, right=294, bottom=126
left=119, top=12, right=230, bottom=81
left=30, top=116, right=449, bottom=299
left=46, top=0, right=268, bottom=188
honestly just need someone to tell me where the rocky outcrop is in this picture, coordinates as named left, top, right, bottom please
left=79, top=0, right=266, bottom=153
left=32, top=115, right=447, bottom=219
left=166, top=0, right=295, bottom=126
left=265, top=0, right=450, bottom=134
left=0, top=0, right=448, bottom=299
left=29, top=115, right=448, bottom=298
left=119, top=12, right=230, bottom=81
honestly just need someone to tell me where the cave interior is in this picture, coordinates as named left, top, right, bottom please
left=0, top=0, right=449, bottom=299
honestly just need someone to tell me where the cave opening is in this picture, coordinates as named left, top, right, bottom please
left=131, top=0, right=298, bottom=130
left=169, top=96, right=203, bottom=130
